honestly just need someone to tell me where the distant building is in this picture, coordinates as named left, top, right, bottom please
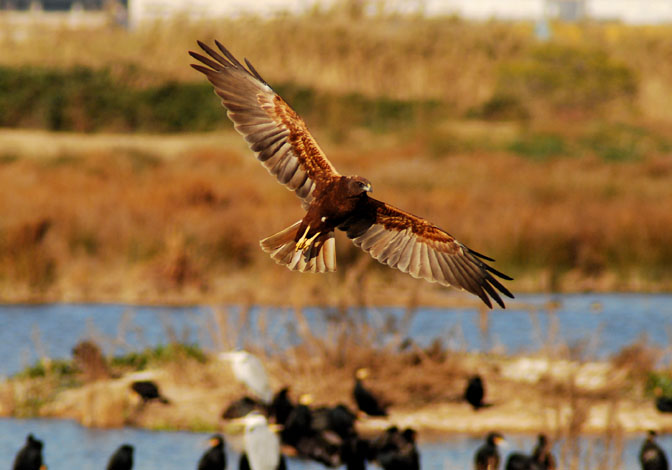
left=586, top=0, right=672, bottom=24
left=3, top=0, right=672, bottom=25
left=127, top=0, right=309, bottom=27
left=0, top=0, right=111, bottom=10
left=431, top=0, right=672, bottom=24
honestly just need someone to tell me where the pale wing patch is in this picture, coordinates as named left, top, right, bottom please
left=343, top=198, right=514, bottom=309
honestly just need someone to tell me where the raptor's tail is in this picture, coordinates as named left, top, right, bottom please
left=260, top=221, right=336, bottom=273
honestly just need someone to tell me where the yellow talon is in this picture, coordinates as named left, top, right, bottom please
left=305, top=232, right=320, bottom=246
left=295, top=225, right=311, bottom=252
left=295, top=225, right=321, bottom=252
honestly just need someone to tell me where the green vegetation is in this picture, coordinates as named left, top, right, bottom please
left=0, top=66, right=443, bottom=133
left=109, top=343, right=207, bottom=371
left=646, top=371, right=672, bottom=397
left=0, top=66, right=223, bottom=132
left=496, top=44, right=638, bottom=117
left=15, top=359, right=77, bottom=379
left=15, top=343, right=207, bottom=379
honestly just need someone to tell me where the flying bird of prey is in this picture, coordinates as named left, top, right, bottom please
left=190, top=41, right=514, bottom=308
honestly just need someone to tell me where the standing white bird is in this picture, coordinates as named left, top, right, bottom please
left=219, top=351, right=273, bottom=404
left=243, top=413, right=283, bottom=470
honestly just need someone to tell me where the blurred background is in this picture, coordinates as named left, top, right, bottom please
left=0, top=1, right=672, bottom=469
left=0, top=0, right=671, bottom=303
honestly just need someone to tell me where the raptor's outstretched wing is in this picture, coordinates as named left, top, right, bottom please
left=190, top=41, right=340, bottom=207
left=340, top=197, right=514, bottom=308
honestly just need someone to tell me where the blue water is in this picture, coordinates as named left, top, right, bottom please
left=0, top=294, right=671, bottom=468
left=1, top=294, right=671, bottom=376
left=0, top=418, right=668, bottom=470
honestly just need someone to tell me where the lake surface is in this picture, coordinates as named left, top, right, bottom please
left=0, top=294, right=671, bottom=376
left=0, top=417, right=668, bottom=470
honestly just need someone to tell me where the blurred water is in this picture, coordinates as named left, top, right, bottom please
left=0, top=418, right=670, bottom=470
left=1, top=294, right=671, bottom=376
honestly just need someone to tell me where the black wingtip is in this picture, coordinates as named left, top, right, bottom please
left=480, top=293, right=494, bottom=309
left=190, top=64, right=213, bottom=75
left=469, top=248, right=495, bottom=262
left=481, top=281, right=503, bottom=309
left=244, top=57, right=268, bottom=85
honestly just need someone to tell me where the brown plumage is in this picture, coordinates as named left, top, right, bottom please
left=189, top=41, right=514, bottom=308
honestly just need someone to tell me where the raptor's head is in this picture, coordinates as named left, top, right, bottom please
left=347, top=176, right=372, bottom=197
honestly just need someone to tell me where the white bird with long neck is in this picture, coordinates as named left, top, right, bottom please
left=219, top=350, right=273, bottom=404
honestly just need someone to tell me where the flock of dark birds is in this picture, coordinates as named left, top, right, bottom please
left=11, top=370, right=672, bottom=470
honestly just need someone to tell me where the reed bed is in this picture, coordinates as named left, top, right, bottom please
left=0, top=126, right=670, bottom=303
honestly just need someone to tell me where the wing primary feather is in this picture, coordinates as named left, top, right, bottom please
left=188, top=51, right=226, bottom=71
left=245, top=58, right=268, bottom=85
left=481, top=261, right=514, bottom=281
left=458, top=255, right=494, bottom=295
left=468, top=247, right=496, bottom=262
left=461, top=253, right=513, bottom=299
left=198, top=41, right=232, bottom=68
left=484, top=273, right=515, bottom=299
left=456, top=257, right=503, bottom=308
left=214, top=40, right=246, bottom=69
left=482, top=280, right=506, bottom=309
left=446, top=255, right=483, bottom=298
left=190, top=64, right=217, bottom=76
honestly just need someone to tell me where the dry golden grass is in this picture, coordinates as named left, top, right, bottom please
left=0, top=126, right=671, bottom=304
left=1, top=13, right=672, bottom=302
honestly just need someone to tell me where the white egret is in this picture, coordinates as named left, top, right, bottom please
left=219, top=351, right=273, bottom=404
left=226, top=413, right=284, bottom=470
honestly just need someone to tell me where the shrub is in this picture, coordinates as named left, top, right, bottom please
left=495, top=44, right=638, bottom=117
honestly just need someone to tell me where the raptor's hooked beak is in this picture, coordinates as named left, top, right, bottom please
left=363, top=183, right=372, bottom=193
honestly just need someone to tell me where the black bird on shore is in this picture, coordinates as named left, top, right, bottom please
left=375, top=427, right=420, bottom=470
left=505, top=453, right=539, bottom=470
left=269, top=387, right=294, bottom=425
left=531, top=434, right=556, bottom=470
left=654, top=387, right=672, bottom=413
left=12, top=433, right=46, bottom=470
left=340, top=433, right=370, bottom=470
left=281, top=394, right=342, bottom=467
left=353, top=368, right=388, bottom=417
left=311, top=404, right=357, bottom=439
left=281, top=395, right=313, bottom=448
left=505, top=434, right=555, bottom=470
left=474, top=432, right=505, bottom=470
left=465, top=375, right=486, bottom=410
left=131, top=380, right=170, bottom=404
left=640, top=430, right=668, bottom=470
left=106, top=444, right=134, bottom=470
left=222, top=396, right=267, bottom=420
left=198, top=435, right=226, bottom=470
